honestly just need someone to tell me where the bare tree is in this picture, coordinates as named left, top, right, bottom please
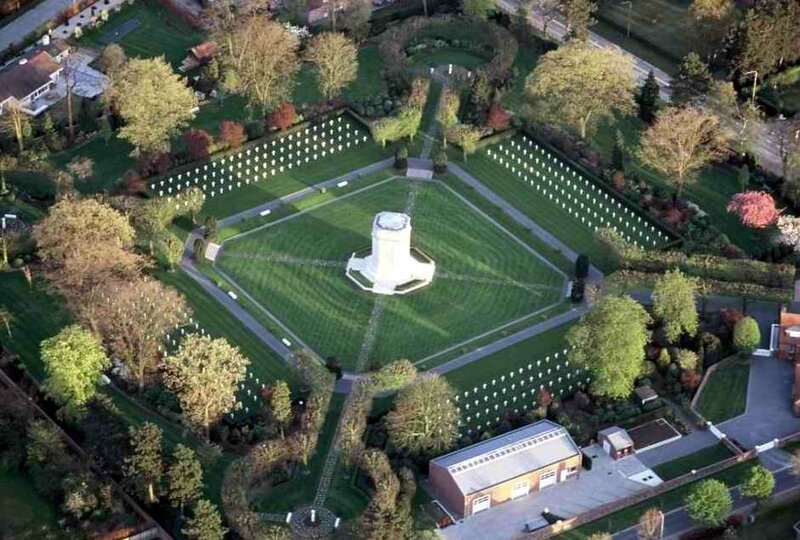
left=638, top=507, right=663, bottom=540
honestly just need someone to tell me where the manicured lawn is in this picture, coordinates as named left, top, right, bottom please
left=559, top=460, right=753, bottom=538
left=253, top=393, right=367, bottom=518
left=157, top=114, right=390, bottom=219
left=0, top=470, right=64, bottom=539
left=502, top=46, right=542, bottom=112
left=443, top=321, right=585, bottom=433
left=594, top=116, right=766, bottom=255
left=294, top=45, right=385, bottom=108
left=652, top=444, right=734, bottom=480
left=153, top=269, right=298, bottom=389
left=739, top=494, right=800, bottom=539
left=217, top=178, right=564, bottom=370
left=409, top=47, right=489, bottom=70
left=695, top=358, right=751, bottom=424
left=593, top=0, right=696, bottom=74
left=454, top=134, right=672, bottom=270
left=77, top=0, right=203, bottom=67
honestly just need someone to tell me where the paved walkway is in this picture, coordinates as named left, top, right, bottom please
left=0, top=0, right=71, bottom=52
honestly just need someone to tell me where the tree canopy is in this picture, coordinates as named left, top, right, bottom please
left=386, top=374, right=460, bottom=455
left=164, top=334, right=249, bottom=440
left=652, top=270, right=699, bottom=343
left=305, top=32, right=359, bottom=100
left=525, top=44, right=637, bottom=138
left=567, top=295, right=651, bottom=399
left=740, top=465, right=775, bottom=501
left=685, top=479, right=731, bottom=526
left=733, top=316, right=760, bottom=352
left=108, top=57, right=198, bottom=154
left=42, top=325, right=110, bottom=421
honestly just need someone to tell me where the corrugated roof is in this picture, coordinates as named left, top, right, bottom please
left=431, top=420, right=580, bottom=495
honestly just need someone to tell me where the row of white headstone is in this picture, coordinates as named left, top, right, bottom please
left=488, top=137, right=667, bottom=248
left=154, top=117, right=368, bottom=206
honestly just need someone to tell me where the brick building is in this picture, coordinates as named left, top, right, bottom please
left=429, top=420, right=581, bottom=519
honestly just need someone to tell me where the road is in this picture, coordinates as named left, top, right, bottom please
left=613, top=466, right=800, bottom=539
left=0, top=0, right=72, bottom=52
left=495, top=0, right=786, bottom=176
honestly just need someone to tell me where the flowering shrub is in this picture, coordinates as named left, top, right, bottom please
left=726, top=191, right=780, bottom=228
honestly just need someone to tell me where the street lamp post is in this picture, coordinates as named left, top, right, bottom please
left=744, top=70, right=759, bottom=110
left=621, top=1, right=633, bottom=39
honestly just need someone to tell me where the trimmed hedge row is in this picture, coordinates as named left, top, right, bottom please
left=596, top=228, right=795, bottom=291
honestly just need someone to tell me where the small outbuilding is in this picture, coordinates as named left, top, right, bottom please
left=634, top=385, right=658, bottom=405
left=429, top=420, right=581, bottom=519
left=598, top=426, right=634, bottom=460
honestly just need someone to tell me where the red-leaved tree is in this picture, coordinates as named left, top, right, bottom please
left=726, top=191, right=780, bottom=228
left=485, top=103, right=511, bottom=131
left=267, top=103, right=297, bottom=131
left=184, top=128, right=213, bottom=160
left=218, top=120, right=246, bottom=149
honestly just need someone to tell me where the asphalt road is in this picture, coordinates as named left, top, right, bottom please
left=0, top=0, right=72, bottom=51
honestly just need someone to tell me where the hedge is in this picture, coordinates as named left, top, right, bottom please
left=597, top=228, right=795, bottom=291
left=606, top=270, right=793, bottom=303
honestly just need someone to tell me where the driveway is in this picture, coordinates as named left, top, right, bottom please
left=0, top=0, right=72, bottom=51
left=438, top=448, right=654, bottom=540
left=718, top=355, right=800, bottom=448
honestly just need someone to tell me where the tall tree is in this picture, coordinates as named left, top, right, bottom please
left=124, top=422, right=164, bottom=504
left=183, top=500, right=228, bottom=540
left=32, top=197, right=144, bottom=312
left=386, top=374, right=460, bottom=455
left=90, top=277, right=189, bottom=390
left=707, top=81, right=763, bottom=156
left=461, top=0, right=495, bottom=20
left=0, top=102, right=31, bottom=154
left=270, top=380, right=293, bottom=439
left=652, top=270, right=699, bottom=343
left=339, top=0, right=372, bottom=41
left=672, top=53, right=713, bottom=106
left=98, top=44, right=127, bottom=77
left=733, top=1, right=800, bottom=78
left=108, top=57, right=198, bottom=155
left=685, top=479, right=731, bottom=526
left=305, top=32, right=359, bottom=100
left=445, top=123, right=482, bottom=160
left=438, top=89, right=461, bottom=148
left=562, top=0, right=597, bottom=41
left=216, top=15, right=300, bottom=113
left=164, top=334, right=249, bottom=440
left=638, top=106, right=730, bottom=196
left=637, top=71, right=661, bottom=124
left=41, top=325, right=110, bottom=421
left=167, top=444, right=204, bottom=513
left=567, top=295, right=651, bottom=399
left=689, top=0, right=734, bottom=55
left=526, top=44, right=637, bottom=139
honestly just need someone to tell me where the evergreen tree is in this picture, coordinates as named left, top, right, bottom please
left=637, top=70, right=660, bottom=124
left=612, top=130, right=626, bottom=171
left=183, top=499, right=227, bottom=540
left=124, top=422, right=164, bottom=504
left=672, top=53, right=713, bottom=106
left=167, top=444, right=204, bottom=514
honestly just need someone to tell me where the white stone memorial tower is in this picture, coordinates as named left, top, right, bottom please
left=346, top=212, right=435, bottom=295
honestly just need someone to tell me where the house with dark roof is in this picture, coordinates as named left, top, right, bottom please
left=0, top=49, right=64, bottom=116
left=429, top=420, right=581, bottom=519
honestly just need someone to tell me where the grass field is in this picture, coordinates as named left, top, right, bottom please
left=695, top=358, right=750, bottom=423
left=558, top=460, right=753, bottom=538
left=503, top=47, right=542, bottom=112
left=739, top=494, right=800, bottom=539
left=454, top=135, right=671, bottom=269
left=157, top=114, right=390, bottom=219
left=593, top=0, right=697, bottom=75
left=294, top=45, right=385, bottom=108
left=78, top=0, right=202, bottom=67
left=216, top=177, right=565, bottom=370
left=0, top=470, right=64, bottom=539
left=652, top=444, right=734, bottom=480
